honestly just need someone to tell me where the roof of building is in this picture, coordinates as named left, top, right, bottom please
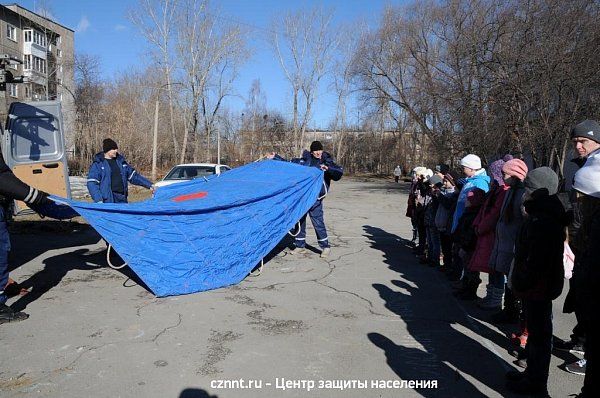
left=2, top=3, right=74, bottom=33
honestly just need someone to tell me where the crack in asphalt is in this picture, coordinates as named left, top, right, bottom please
left=313, top=280, right=395, bottom=318
left=152, top=313, right=183, bottom=344
left=3, top=313, right=185, bottom=396
left=239, top=246, right=396, bottom=320
left=135, top=299, right=158, bottom=317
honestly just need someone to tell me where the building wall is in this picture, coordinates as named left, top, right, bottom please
left=0, top=4, right=75, bottom=147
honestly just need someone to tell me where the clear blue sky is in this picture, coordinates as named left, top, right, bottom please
left=11, top=0, right=404, bottom=128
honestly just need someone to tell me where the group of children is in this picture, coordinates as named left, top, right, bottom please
left=405, top=121, right=599, bottom=397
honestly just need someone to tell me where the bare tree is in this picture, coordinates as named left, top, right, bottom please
left=330, top=24, right=362, bottom=162
left=175, top=0, right=246, bottom=163
left=241, top=79, right=267, bottom=160
left=72, top=53, right=104, bottom=172
left=129, top=0, right=180, bottom=155
left=271, top=7, right=337, bottom=154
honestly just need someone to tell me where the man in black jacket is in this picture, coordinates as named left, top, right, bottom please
left=572, top=147, right=600, bottom=397
left=557, top=120, right=600, bottom=375
left=268, top=141, right=343, bottom=258
left=0, top=152, right=50, bottom=324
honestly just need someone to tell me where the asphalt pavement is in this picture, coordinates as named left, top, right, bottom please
left=0, top=178, right=584, bottom=397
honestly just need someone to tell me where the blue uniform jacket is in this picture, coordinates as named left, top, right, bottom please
left=87, top=152, right=153, bottom=203
left=451, top=169, right=490, bottom=233
left=275, top=150, right=343, bottom=198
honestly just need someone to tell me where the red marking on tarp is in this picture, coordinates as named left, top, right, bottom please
left=172, top=191, right=208, bottom=202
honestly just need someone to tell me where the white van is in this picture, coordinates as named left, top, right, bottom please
left=0, top=101, right=70, bottom=215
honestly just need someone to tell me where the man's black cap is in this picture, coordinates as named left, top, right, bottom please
left=310, top=141, right=323, bottom=152
left=103, top=138, right=118, bottom=153
left=571, top=120, right=600, bottom=143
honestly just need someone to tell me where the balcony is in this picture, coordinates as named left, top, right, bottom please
left=22, top=69, right=47, bottom=85
left=23, top=42, right=47, bottom=60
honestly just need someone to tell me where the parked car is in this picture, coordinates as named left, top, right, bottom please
left=154, top=163, right=231, bottom=188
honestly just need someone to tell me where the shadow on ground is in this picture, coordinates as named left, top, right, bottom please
left=8, top=220, right=101, bottom=272
left=179, top=388, right=218, bottom=398
left=363, top=224, right=516, bottom=398
left=8, top=221, right=152, bottom=311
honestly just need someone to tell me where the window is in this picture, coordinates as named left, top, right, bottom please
left=31, top=30, right=46, bottom=47
left=32, top=56, right=47, bottom=74
left=6, top=24, right=17, bottom=41
left=24, top=30, right=32, bottom=42
left=25, top=85, right=31, bottom=98
left=11, top=117, right=60, bottom=162
left=57, top=49, right=62, bottom=58
left=25, top=55, right=46, bottom=74
left=8, top=84, right=18, bottom=98
left=165, top=166, right=216, bottom=180
left=56, top=36, right=61, bottom=45
left=23, top=54, right=31, bottom=70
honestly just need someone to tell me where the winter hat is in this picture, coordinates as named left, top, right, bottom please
left=310, top=140, right=324, bottom=152
left=460, top=154, right=482, bottom=170
left=574, top=151, right=600, bottom=198
left=467, top=188, right=486, bottom=207
left=103, top=138, right=118, bottom=153
left=435, top=164, right=450, bottom=174
left=429, top=175, right=443, bottom=187
left=488, top=158, right=507, bottom=186
left=414, top=167, right=427, bottom=177
left=423, top=169, right=434, bottom=180
left=524, top=167, right=559, bottom=197
left=443, top=170, right=460, bottom=186
left=502, top=159, right=528, bottom=181
left=571, top=120, right=600, bottom=144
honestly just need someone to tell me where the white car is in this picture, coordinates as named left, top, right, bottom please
left=154, top=163, right=231, bottom=188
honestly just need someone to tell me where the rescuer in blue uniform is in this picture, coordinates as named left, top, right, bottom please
left=269, top=141, right=343, bottom=258
left=87, top=138, right=154, bottom=203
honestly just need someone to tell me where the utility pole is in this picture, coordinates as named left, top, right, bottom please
left=217, top=122, right=221, bottom=165
left=152, top=98, right=159, bottom=181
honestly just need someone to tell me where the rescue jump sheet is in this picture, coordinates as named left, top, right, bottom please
left=41, top=160, right=323, bottom=297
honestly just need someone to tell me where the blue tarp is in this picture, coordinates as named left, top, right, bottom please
left=43, top=160, right=323, bottom=296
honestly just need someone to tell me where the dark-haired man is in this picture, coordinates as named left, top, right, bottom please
left=556, top=120, right=600, bottom=376
left=87, top=138, right=154, bottom=204
left=268, top=141, right=343, bottom=258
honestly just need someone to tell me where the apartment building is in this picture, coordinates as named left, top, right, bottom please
left=0, top=3, right=74, bottom=143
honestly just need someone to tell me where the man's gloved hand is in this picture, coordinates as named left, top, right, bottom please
left=24, top=188, right=50, bottom=207
left=31, top=190, right=50, bottom=206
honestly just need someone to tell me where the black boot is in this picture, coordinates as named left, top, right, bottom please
left=0, top=303, right=29, bottom=324
left=491, top=286, right=519, bottom=324
left=506, top=376, right=549, bottom=397
left=453, top=277, right=480, bottom=300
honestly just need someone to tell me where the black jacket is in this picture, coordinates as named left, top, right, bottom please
left=454, top=205, right=480, bottom=251
left=512, top=194, right=569, bottom=301
left=568, top=155, right=588, bottom=252
left=275, top=150, right=343, bottom=198
left=0, top=152, right=47, bottom=210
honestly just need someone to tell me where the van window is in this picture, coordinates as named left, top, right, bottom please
left=10, top=117, right=61, bottom=162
